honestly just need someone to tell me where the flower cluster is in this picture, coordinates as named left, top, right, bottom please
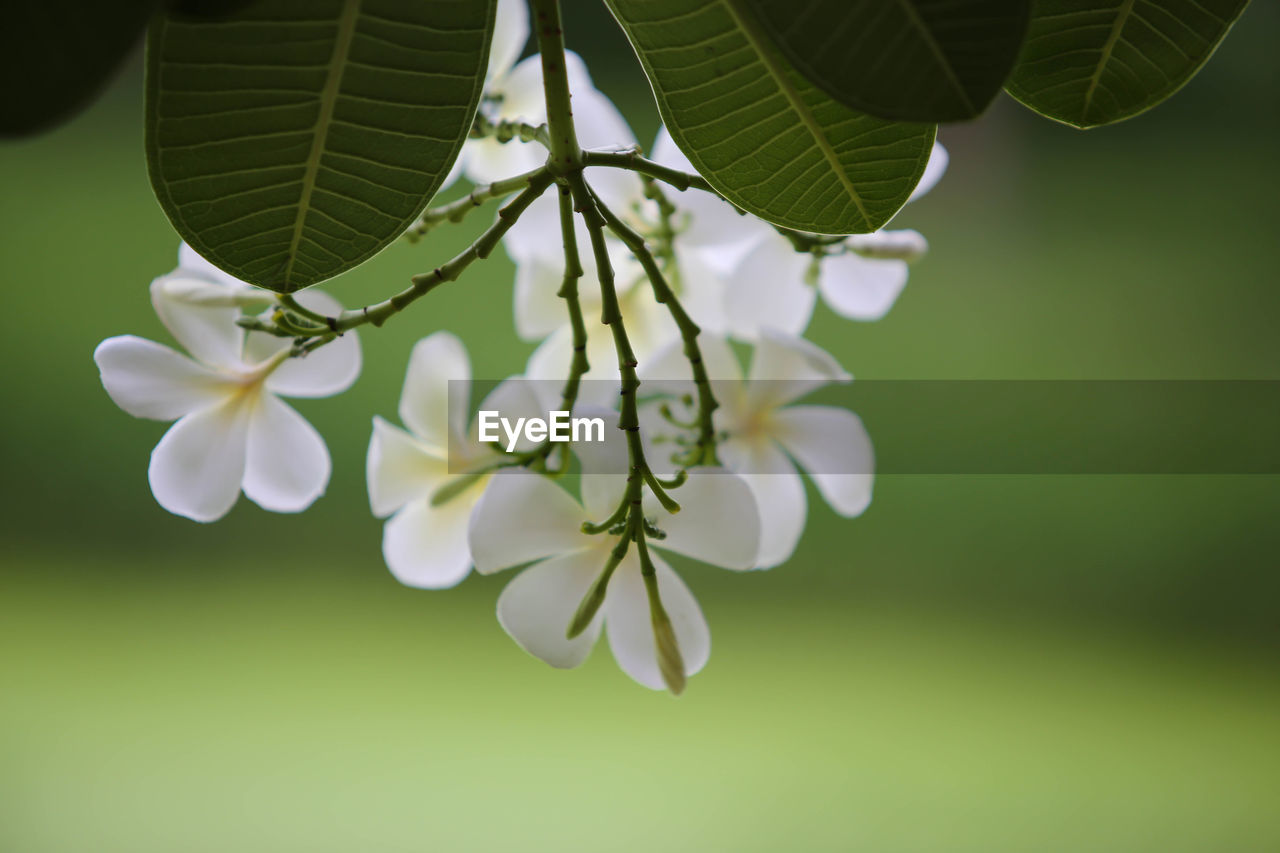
left=95, top=0, right=944, bottom=693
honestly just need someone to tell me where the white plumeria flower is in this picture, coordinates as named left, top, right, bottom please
left=94, top=264, right=361, bottom=522
left=367, top=331, right=552, bottom=589
left=150, top=242, right=275, bottom=309
left=468, top=445, right=760, bottom=689
left=643, top=330, right=873, bottom=568
left=692, top=140, right=947, bottom=340
left=487, top=0, right=529, bottom=91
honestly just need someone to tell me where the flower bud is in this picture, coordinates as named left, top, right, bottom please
left=846, top=229, right=928, bottom=261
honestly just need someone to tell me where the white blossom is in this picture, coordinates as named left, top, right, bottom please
left=367, top=331, right=552, bottom=588
left=468, top=445, right=760, bottom=688
left=644, top=330, right=872, bottom=568
left=721, top=140, right=952, bottom=338
left=94, top=249, right=360, bottom=522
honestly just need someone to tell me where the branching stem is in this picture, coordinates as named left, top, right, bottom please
left=589, top=189, right=721, bottom=466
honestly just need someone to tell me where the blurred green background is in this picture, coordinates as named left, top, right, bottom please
left=3, top=4, right=1279, bottom=851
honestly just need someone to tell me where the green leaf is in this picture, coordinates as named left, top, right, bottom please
left=146, top=0, right=495, bottom=293
left=1005, top=0, right=1251, bottom=129
left=740, top=0, right=1031, bottom=123
left=606, top=0, right=936, bottom=235
left=1, top=0, right=157, bottom=138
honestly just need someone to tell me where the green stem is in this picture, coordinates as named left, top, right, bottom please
left=567, top=173, right=679, bottom=513
left=470, top=112, right=550, bottom=148
left=581, top=149, right=718, bottom=194
left=589, top=189, right=721, bottom=467
left=278, top=294, right=331, bottom=326
left=566, top=535, right=628, bottom=639
left=554, top=185, right=589, bottom=413
left=406, top=166, right=549, bottom=241
left=530, top=0, right=582, bottom=174
left=528, top=183, right=591, bottom=474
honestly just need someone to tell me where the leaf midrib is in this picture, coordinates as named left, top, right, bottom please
left=1082, top=0, right=1137, bottom=122
left=283, top=0, right=361, bottom=288
left=721, top=0, right=869, bottom=227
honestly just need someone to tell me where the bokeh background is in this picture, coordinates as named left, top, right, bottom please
left=3, top=4, right=1279, bottom=850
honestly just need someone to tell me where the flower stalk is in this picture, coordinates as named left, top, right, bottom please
left=406, top=166, right=550, bottom=240
left=590, top=189, right=721, bottom=466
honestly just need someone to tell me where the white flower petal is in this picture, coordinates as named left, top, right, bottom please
left=746, top=329, right=850, bottom=410
left=620, top=279, right=680, bottom=364
left=462, top=135, right=546, bottom=186
left=672, top=247, right=728, bottom=335
left=468, top=469, right=588, bottom=574
left=488, top=53, right=546, bottom=121
left=652, top=467, right=760, bottom=571
left=436, top=146, right=466, bottom=194
left=382, top=493, right=476, bottom=589
left=241, top=393, right=330, bottom=513
left=367, top=416, right=448, bottom=517
left=262, top=290, right=361, bottom=398
left=818, top=253, right=908, bottom=321
left=399, top=332, right=470, bottom=453
left=492, top=51, right=592, bottom=124
left=637, top=334, right=750, bottom=431
left=573, top=407, right=630, bottom=521
left=525, top=325, right=618, bottom=408
left=503, top=189, right=569, bottom=266
left=575, top=87, right=640, bottom=207
left=604, top=552, right=711, bottom=690
left=639, top=332, right=741, bottom=384
left=513, top=253, right=571, bottom=341
left=652, top=126, right=692, bottom=172
left=487, top=0, right=529, bottom=84
left=473, top=377, right=553, bottom=454
left=497, top=547, right=607, bottom=669
left=577, top=85, right=635, bottom=151
left=772, top=405, right=874, bottom=517
left=909, top=141, right=948, bottom=203
left=94, top=335, right=230, bottom=421
left=719, top=436, right=807, bottom=569
left=153, top=274, right=256, bottom=308
left=725, top=237, right=816, bottom=341
left=148, top=395, right=252, bottom=522
left=150, top=278, right=245, bottom=369
left=177, top=242, right=245, bottom=289
left=463, top=49, right=568, bottom=185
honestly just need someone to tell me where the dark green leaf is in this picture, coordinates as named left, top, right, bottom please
left=741, top=0, right=1031, bottom=122
left=607, top=0, right=937, bottom=235
left=1005, top=0, right=1251, bottom=129
left=146, top=0, right=495, bottom=293
left=0, top=1, right=156, bottom=138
